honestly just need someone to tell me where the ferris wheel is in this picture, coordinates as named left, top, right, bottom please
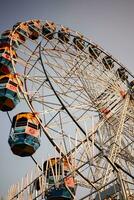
left=0, top=19, right=134, bottom=200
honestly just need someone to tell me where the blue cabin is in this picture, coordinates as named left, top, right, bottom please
left=47, top=187, right=74, bottom=200
left=43, top=158, right=75, bottom=200
left=8, top=112, right=41, bottom=157
left=0, top=74, right=21, bottom=111
left=102, top=55, right=114, bottom=69
left=58, top=27, right=70, bottom=43
left=42, top=21, right=56, bottom=40
left=28, top=20, right=41, bottom=40
left=0, top=44, right=17, bottom=75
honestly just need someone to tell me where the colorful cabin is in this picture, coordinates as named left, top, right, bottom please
left=58, top=27, right=70, bottom=43
left=102, top=55, right=114, bottom=69
left=0, top=30, right=18, bottom=48
left=0, top=30, right=25, bottom=49
left=13, top=22, right=29, bottom=38
left=8, top=112, right=41, bottom=157
left=129, top=80, right=134, bottom=89
left=129, top=80, right=134, bottom=99
left=12, top=31, right=26, bottom=47
left=42, top=21, right=56, bottom=40
left=0, top=44, right=17, bottom=75
left=73, top=35, right=85, bottom=50
left=0, top=74, right=21, bottom=111
left=44, top=157, right=75, bottom=200
left=88, top=44, right=101, bottom=59
left=116, top=67, right=128, bottom=81
left=28, top=20, right=41, bottom=40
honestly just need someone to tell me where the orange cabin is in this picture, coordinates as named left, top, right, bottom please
left=58, top=27, right=70, bottom=43
left=42, top=21, right=56, bottom=40
left=28, top=20, right=41, bottom=40
left=73, top=35, right=85, bottom=50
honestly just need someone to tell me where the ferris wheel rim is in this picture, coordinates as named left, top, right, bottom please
left=9, top=18, right=134, bottom=173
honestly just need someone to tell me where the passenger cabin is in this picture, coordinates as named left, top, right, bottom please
left=88, top=44, right=101, bottom=59
left=13, top=22, right=29, bottom=38
left=0, top=44, right=17, bottom=75
left=0, top=74, right=21, bottom=111
left=8, top=112, right=41, bottom=157
left=73, top=35, right=85, bottom=50
left=28, top=20, right=41, bottom=40
left=116, top=67, right=128, bottom=81
left=102, top=55, right=114, bottom=69
left=43, top=157, right=75, bottom=200
left=130, top=80, right=134, bottom=89
left=129, top=80, right=134, bottom=99
left=58, top=27, right=70, bottom=43
left=42, top=21, right=56, bottom=40
left=0, top=30, right=25, bottom=49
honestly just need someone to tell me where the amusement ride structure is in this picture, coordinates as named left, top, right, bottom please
left=0, top=19, right=134, bottom=200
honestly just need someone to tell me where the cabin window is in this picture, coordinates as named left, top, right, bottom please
left=0, top=49, right=5, bottom=53
left=28, top=122, right=38, bottom=130
left=47, top=163, right=62, bottom=177
left=16, top=117, right=28, bottom=127
left=9, top=80, right=17, bottom=87
left=0, top=77, right=9, bottom=84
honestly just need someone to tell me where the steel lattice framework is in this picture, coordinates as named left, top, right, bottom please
left=1, top=19, right=134, bottom=200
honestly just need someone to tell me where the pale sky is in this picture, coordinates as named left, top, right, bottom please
left=0, top=0, right=134, bottom=197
